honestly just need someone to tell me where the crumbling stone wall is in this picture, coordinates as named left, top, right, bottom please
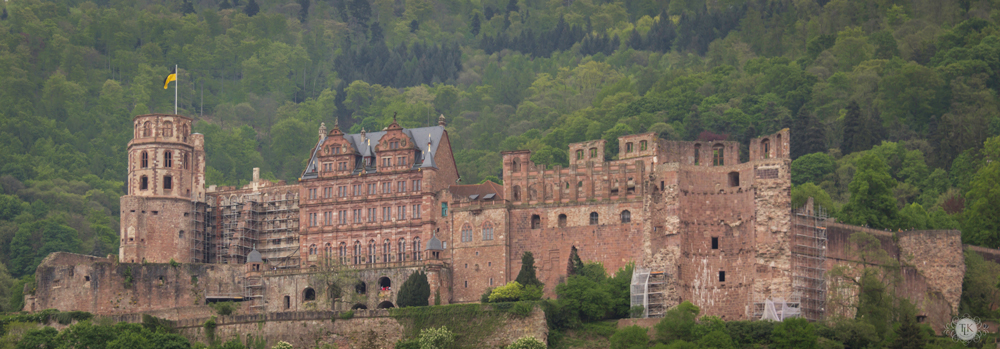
left=451, top=204, right=510, bottom=303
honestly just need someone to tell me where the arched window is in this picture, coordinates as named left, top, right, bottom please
left=181, top=123, right=189, bottom=142
left=163, top=121, right=173, bottom=137
left=304, top=287, right=316, bottom=301
left=413, top=237, right=422, bottom=261
left=461, top=224, right=472, bottom=242
left=142, top=121, right=152, bottom=137
left=694, top=144, right=701, bottom=165
left=483, top=222, right=494, bottom=241
left=531, top=214, right=541, bottom=229
left=713, top=144, right=724, bottom=166
left=141, top=151, right=149, bottom=168
left=558, top=214, right=567, bottom=228
left=512, top=186, right=521, bottom=201
left=398, top=238, right=407, bottom=261
left=164, top=151, right=172, bottom=168
left=621, top=210, right=631, bottom=223
left=339, top=242, right=347, bottom=264
left=309, top=244, right=317, bottom=255
left=761, top=139, right=770, bottom=159
left=383, top=239, right=391, bottom=263
left=368, top=240, right=376, bottom=263
left=353, top=241, right=362, bottom=265
left=589, top=212, right=599, bottom=225
left=325, top=243, right=332, bottom=257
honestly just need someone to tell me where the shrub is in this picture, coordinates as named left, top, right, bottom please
left=271, top=341, right=293, bottom=349
left=480, top=287, right=494, bottom=303
left=339, top=310, right=354, bottom=320
left=488, top=281, right=524, bottom=303
left=695, top=330, right=735, bottom=349
left=771, top=317, right=817, bottom=349
left=521, top=284, right=543, bottom=301
left=417, top=326, right=455, bottom=349
left=505, top=336, right=546, bottom=349
left=510, top=301, right=533, bottom=317
left=169, top=259, right=179, bottom=268
left=395, top=339, right=420, bottom=349
left=209, top=301, right=239, bottom=316
left=203, top=316, right=217, bottom=342
left=610, top=325, right=649, bottom=349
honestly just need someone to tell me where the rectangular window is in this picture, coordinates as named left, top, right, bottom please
left=383, top=207, right=390, bottom=221
left=441, top=203, right=448, bottom=217
left=353, top=209, right=362, bottom=223
left=368, top=183, right=376, bottom=195
left=397, top=181, right=406, bottom=192
left=324, top=211, right=332, bottom=226
left=338, top=210, right=347, bottom=225
left=309, top=213, right=317, bottom=227
left=397, top=156, right=406, bottom=166
left=413, top=180, right=421, bottom=191
left=412, top=204, right=421, bottom=219
left=711, top=237, right=719, bottom=250
left=719, top=271, right=726, bottom=282
left=163, top=176, right=172, bottom=190
left=309, top=188, right=317, bottom=200
left=382, top=182, right=390, bottom=194
left=368, top=208, right=376, bottom=222
left=397, top=206, right=406, bottom=220
left=382, top=157, right=391, bottom=167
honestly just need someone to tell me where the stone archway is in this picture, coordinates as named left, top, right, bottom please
left=377, top=301, right=395, bottom=309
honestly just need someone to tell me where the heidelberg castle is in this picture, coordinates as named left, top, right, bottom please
left=24, top=113, right=1000, bottom=332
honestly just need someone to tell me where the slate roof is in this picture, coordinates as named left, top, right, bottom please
left=246, top=248, right=262, bottom=263
left=426, top=234, right=444, bottom=251
left=449, top=181, right=504, bottom=202
left=301, top=125, right=445, bottom=179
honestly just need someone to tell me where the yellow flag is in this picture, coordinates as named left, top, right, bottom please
left=163, top=66, right=177, bottom=89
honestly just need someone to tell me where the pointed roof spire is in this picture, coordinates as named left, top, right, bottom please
left=388, top=112, right=402, bottom=130
left=438, top=113, right=446, bottom=126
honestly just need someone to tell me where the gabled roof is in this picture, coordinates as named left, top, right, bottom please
left=301, top=125, right=446, bottom=179
left=449, top=181, right=504, bottom=202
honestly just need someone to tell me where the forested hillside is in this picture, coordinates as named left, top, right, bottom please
left=1, top=0, right=999, bottom=311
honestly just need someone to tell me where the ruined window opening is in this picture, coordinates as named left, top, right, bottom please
left=152, top=211, right=158, bottom=215
left=356, top=282, right=367, bottom=294
left=164, top=151, right=172, bottom=168
left=531, top=214, right=541, bottom=229
left=576, top=149, right=584, bottom=160
left=512, top=158, right=520, bottom=172
left=163, top=121, right=173, bottom=137
left=179, top=230, right=185, bottom=239
left=578, top=181, right=583, bottom=187
left=620, top=210, right=631, bottom=223
left=589, top=212, right=599, bottom=225
left=565, top=182, right=569, bottom=190
left=141, top=151, right=149, bottom=168
left=84, top=276, right=90, bottom=281
left=163, top=176, right=172, bottom=190
left=558, top=214, right=567, bottom=228
left=304, top=287, right=316, bottom=301
left=640, top=140, right=648, bottom=151
left=512, top=186, right=521, bottom=201
left=719, top=271, right=726, bottom=282
left=284, top=296, right=290, bottom=309
left=464, top=281, right=468, bottom=288
left=490, top=278, right=493, bottom=286
left=728, top=172, right=740, bottom=187
left=142, top=121, right=152, bottom=137
left=626, top=142, right=634, bottom=153
left=140, top=176, right=148, bottom=190
left=761, top=139, right=770, bottom=159
left=713, top=144, right=724, bottom=166
left=589, top=148, right=597, bottom=158
left=916, top=315, right=926, bottom=323
left=660, top=181, right=665, bottom=191
left=712, top=237, right=719, bottom=249
left=694, top=144, right=701, bottom=165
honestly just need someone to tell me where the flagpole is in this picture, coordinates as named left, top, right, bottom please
left=174, top=64, right=178, bottom=115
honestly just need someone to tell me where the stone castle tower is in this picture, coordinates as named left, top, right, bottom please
left=119, top=114, right=206, bottom=263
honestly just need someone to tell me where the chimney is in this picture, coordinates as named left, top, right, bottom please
left=253, top=167, right=260, bottom=183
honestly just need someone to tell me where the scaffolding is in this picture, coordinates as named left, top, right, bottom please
left=791, top=203, right=828, bottom=321
left=257, top=193, right=300, bottom=269
left=244, top=275, right=265, bottom=310
left=210, top=191, right=301, bottom=267
left=630, top=267, right=669, bottom=318
left=217, top=195, right=259, bottom=264
left=190, top=201, right=213, bottom=263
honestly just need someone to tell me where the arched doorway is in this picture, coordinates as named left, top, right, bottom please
left=355, top=282, right=367, bottom=295
left=377, top=301, right=395, bottom=309
left=378, top=276, right=391, bottom=289
left=303, top=287, right=316, bottom=301
left=351, top=303, right=368, bottom=310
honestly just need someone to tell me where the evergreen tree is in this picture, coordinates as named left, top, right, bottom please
left=962, top=136, right=1000, bottom=248
left=515, top=251, right=543, bottom=287
left=685, top=105, right=703, bottom=141
left=297, top=0, right=310, bottom=22
left=506, top=0, right=518, bottom=13
left=1, top=8, right=7, bottom=20
left=181, top=0, right=196, bottom=14
left=397, top=271, right=430, bottom=307
left=890, top=300, right=926, bottom=349
left=410, top=20, right=419, bottom=33
left=841, top=101, right=876, bottom=154
left=349, top=0, right=372, bottom=24
left=791, top=107, right=826, bottom=158
left=471, top=14, right=481, bottom=37
left=218, top=0, right=232, bottom=10
left=244, top=0, right=260, bottom=16
left=369, top=22, right=384, bottom=44
left=566, top=246, right=584, bottom=276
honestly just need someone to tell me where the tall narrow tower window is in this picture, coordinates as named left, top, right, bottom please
left=163, top=176, right=172, bottom=190
left=141, top=151, right=149, bottom=168
left=164, top=151, right=173, bottom=168
left=140, top=176, right=148, bottom=190
left=183, top=152, right=189, bottom=169
left=142, top=122, right=152, bottom=137
left=163, top=121, right=173, bottom=137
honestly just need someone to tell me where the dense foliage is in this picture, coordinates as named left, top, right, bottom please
left=397, top=270, right=431, bottom=307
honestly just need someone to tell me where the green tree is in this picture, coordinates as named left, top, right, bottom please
left=962, top=136, right=1000, bottom=248
left=0, top=261, right=13, bottom=312
left=889, top=300, right=926, bottom=349
left=791, top=152, right=836, bottom=186
left=654, top=301, right=699, bottom=343
left=515, top=251, right=543, bottom=288
left=770, top=317, right=817, bottom=349
left=610, top=325, right=648, bottom=349
left=839, top=153, right=899, bottom=229
left=566, top=246, right=584, bottom=276
left=488, top=281, right=524, bottom=302
left=397, top=271, right=430, bottom=307
left=417, top=326, right=455, bottom=349
left=505, top=336, right=545, bottom=349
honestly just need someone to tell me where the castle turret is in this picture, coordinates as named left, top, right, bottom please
left=120, top=114, right=205, bottom=263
